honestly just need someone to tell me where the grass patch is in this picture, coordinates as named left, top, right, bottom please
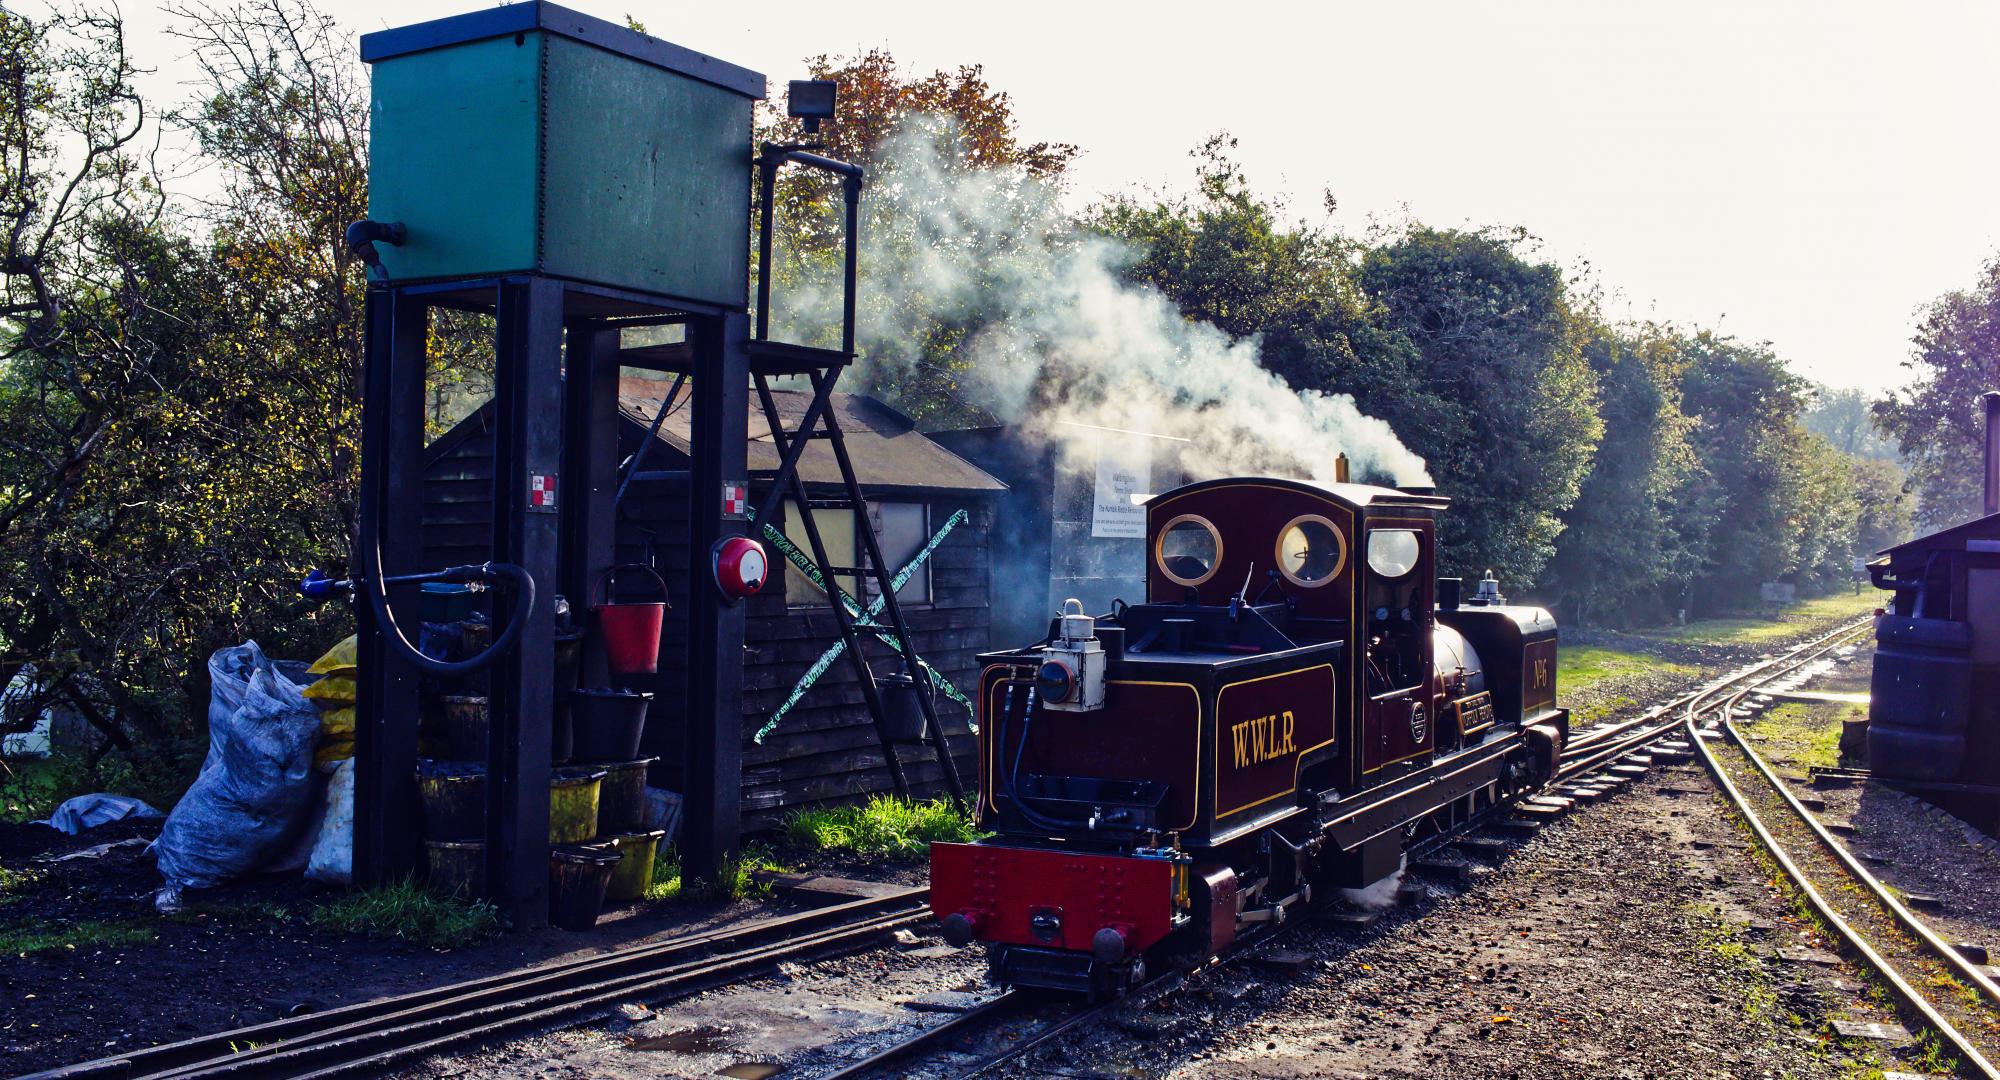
left=646, top=848, right=682, bottom=902
left=782, top=796, right=982, bottom=861
left=308, top=879, right=500, bottom=949
left=0, top=918, right=156, bottom=956
left=0, top=862, right=37, bottom=903
left=1559, top=645, right=1694, bottom=697
left=1632, top=590, right=1880, bottom=647
left=1686, top=902, right=1778, bottom=1017
left=645, top=844, right=787, bottom=902
left=1741, top=701, right=1854, bottom=771
left=689, top=845, right=787, bottom=902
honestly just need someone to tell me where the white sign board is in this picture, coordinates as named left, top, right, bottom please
left=1091, top=439, right=1152, bottom=538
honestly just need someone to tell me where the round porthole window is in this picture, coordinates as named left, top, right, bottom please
left=1156, top=514, right=1223, bottom=587
left=1275, top=514, right=1346, bottom=587
left=1366, top=529, right=1422, bottom=579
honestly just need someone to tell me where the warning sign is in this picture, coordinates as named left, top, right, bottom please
left=527, top=474, right=557, bottom=512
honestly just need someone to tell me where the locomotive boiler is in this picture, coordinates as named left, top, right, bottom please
left=929, top=476, right=1567, bottom=996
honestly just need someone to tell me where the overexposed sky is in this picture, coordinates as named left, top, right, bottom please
left=117, top=0, right=2000, bottom=394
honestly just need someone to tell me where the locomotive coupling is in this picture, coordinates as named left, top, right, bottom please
left=1525, top=721, right=1565, bottom=782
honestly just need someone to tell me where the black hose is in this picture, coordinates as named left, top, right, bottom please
left=1003, top=680, right=1091, bottom=833
left=358, top=533, right=536, bottom=677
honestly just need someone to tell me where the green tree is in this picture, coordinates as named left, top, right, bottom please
left=1803, top=385, right=1898, bottom=462
left=1874, top=255, right=2000, bottom=530
left=1677, top=333, right=1828, bottom=606
left=0, top=2, right=365, bottom=781
left=1541, top=321, right=1703, bottom=625
left=1358, top=227, right=1602, bottom=585
left=1851, top=455, right=1913, bottom=559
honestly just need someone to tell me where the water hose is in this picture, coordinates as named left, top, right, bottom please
left=307, top=545, right=537, bottom=676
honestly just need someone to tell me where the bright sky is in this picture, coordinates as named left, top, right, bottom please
left=118, top=0, right=2000, bottom=394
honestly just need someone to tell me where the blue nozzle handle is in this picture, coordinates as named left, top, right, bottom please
left=300, top=569, right=349, bottom=600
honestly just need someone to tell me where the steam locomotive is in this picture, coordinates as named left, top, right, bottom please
left=929, top=476, right=1567, bottom=996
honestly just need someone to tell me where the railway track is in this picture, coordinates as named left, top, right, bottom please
left=818, top=622, right=1881, bottom=1078
left=29, top=888, right=932, bottom=1080
left=27, top=621, right=1885, bottom=1080
left=1556, top=616, right=1873, bottom=778
left=1694, top=625, right=2000, bottom=1078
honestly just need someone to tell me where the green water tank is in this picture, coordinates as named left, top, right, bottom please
left=360, top=2, right=764, bottom=308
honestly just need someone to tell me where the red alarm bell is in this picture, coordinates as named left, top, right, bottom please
left=713, top=537, right=769, bottom=601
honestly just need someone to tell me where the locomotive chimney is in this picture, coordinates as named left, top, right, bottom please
left=1984, top=391, right=2000, bottom=518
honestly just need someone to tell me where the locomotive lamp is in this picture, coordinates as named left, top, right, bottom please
left=1038, top=598, right=1106, bottom=712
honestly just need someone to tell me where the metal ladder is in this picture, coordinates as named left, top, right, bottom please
left=746, top=142, right=966, bottom=807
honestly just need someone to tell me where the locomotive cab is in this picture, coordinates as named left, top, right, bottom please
left=931, top=476, right=1568, bottom=997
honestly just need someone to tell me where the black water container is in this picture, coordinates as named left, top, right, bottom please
left=877, top=673, right=930, bottom=743
left=1869, top=616, right=1973, bottom=780
left=417, top=760, right=486, bottom=841
left=549, top=844, right=622, bottom=931
left=595, top=757, right=658, bottom=834
left=572, top=688, right=652, bottom=763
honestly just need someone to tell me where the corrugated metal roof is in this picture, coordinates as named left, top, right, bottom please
left=617, top=379, right=1006, bottom=495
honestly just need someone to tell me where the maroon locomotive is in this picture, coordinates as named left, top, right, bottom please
left=929, top=475, right=1567, bottom=996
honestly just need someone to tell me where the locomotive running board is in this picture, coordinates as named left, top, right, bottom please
left=1317, top=735, right=1527, bottom=852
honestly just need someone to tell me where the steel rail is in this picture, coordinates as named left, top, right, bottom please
left=817, top=991, right=1029, bottom=1079
left=30, top=888, right=930, bottom=1080
left=1719, top=709, right=2000, bottom=1018
left=1691, top=637, right=1999, bottom=1079
left=1562, top=617, right=1870, bottom=758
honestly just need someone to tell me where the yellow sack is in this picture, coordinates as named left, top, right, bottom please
left=308, top=635, right=358, bottom=677
left=320, top=706, right=356, bottom=738
left=314, top=737, right=355, bottom=767
left=302, top=675, right=357, bottom=705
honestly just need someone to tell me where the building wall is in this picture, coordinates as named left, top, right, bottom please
left=422, top=414, right=988, bottom=834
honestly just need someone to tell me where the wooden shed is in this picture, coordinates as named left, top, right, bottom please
left=422, top=376, right=1005, bottom=831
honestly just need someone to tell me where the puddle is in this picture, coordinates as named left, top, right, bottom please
left=716, top=1065, right=784, bottom=1080
left=628, top=1024, right=733, bottom=1053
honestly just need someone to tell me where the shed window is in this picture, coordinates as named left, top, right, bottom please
left=869, top=501, right=933, bottom=606
left=783, top=503, right=856, bottom=608
left=782, top=500, right=932, bottom=608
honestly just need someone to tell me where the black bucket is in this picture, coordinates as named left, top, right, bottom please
left=417, top=760, right=487, bottom=842
left=573, top=688, right=652, bottom=763
left=440, top=695, right=490, bottom=761
left=877, top=673, right=931, bottom=743
left=596, top=757, right=658, bottom=834
left=549, top=843, right=622, bottom=931
left=425, top=839, right=485, bottom=899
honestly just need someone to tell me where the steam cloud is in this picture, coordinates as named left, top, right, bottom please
left=779, top=117, right=1431, bottom=487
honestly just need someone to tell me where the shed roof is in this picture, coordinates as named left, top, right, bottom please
left=1878, top=509, right=2000, bottom=560
left=617, top=379, right=1006, bottom=496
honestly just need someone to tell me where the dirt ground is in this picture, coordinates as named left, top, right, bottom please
left=1009, top=768, right=1922, bottom=1079
left=0, top=820, right=796, bottom=1074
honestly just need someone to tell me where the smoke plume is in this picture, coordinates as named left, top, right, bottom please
left=778, top=117, right=1431, bottom=486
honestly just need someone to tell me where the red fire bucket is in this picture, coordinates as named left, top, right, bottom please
left=592, top=564, right=670, bottom=675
